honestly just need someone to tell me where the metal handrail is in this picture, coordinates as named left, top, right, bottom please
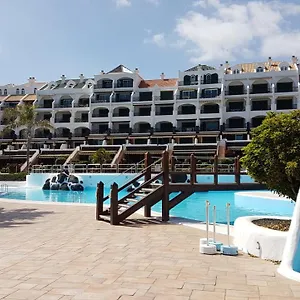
left=0, top=184, right=8, bottom=194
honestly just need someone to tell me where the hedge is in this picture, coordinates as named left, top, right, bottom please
left=0, top=173, right=27, bottom=181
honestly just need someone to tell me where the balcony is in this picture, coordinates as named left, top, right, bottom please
left=176, top=127, right=196, bottom=132
left=112, top=95, right=131, bottom=103
left=74, top=118, right=88, bottom=123
left=74, top=103, right=89, bottom=107
left=114, top=82, right=133, bottom=89
left=250, top=85, right=270, bottom=94
left=225, top=89, right=245, bottom=96
left=54, top=103, right=72, bottom=108
left=91, top=129, right=109, bottom=134
left=178, top=81, right=198, bottom=86
left=94, top=83, right=113, bottom=89
left=275, top=86, right=298, bottom=93
left=201, top=79, right=221, bottom=84
left=54, top=118, right=70, bottom=123
left=226, top=107, right=245, bottom=112
left=91, top=97, right=110, bottom=103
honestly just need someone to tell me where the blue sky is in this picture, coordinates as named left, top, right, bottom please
left=1, top=0, right=300, bottom=84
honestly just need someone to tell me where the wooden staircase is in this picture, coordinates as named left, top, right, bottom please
left=96, top=151, right=266, bottom=225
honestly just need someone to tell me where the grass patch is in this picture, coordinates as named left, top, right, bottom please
left=252, top=218, right=290, bottom=232
left=0, top=173, right=27, bottom=181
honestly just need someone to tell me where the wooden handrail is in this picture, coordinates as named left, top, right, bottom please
left=117, top=171, right=163, bottom=204
left=102, top=157, right=163, bottom=202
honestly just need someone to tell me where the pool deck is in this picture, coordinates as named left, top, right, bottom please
left=1, top=201, right=300, bottom=299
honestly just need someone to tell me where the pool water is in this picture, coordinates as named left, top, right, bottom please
left=1, top=186, right=294, bottom=224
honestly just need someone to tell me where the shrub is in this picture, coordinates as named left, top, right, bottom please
left=90, top=148, right=111, bottom=164
left=0, top=172, right=27, bottom=181
left=241, top=110, right=300, bottom=201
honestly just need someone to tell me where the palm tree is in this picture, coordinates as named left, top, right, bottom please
left=1, top=104, right=53, bottom=173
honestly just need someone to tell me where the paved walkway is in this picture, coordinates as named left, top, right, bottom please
left=0, top=201, right=300, bottom=300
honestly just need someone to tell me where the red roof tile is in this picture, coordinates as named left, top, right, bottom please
left=139, top=78, right=178, bottom=88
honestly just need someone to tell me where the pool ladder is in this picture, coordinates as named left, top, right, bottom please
left=0, top=184, right=8, bottom=194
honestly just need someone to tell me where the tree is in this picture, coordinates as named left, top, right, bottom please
left=1, top=104, right=52, bottom=174
left=90, top=148, right=111, bottom=164
left=241, top=110, right=300, bottom=201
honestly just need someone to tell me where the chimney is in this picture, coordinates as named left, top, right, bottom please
left=79, top=74, right=84, bottom=83
left=225, top=61, right=229, bottom=69
left=28, top=76, right=36, bottom=85
left=268, top=56, right=272, bottom=66
left=134, top=68, right=139, bottom=74
left=160, top=72, right=165, bottom=80
left=61, top=75, right=66, bottom=83
left=100, top=70, right=105, bottom=75
left=292, top=55, right=298, bottom=64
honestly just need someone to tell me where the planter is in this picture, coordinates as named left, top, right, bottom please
left=234, top=216, right=290, bottom=261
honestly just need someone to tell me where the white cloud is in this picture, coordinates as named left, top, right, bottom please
left=144, top=33, right=166, bottom=47
left=115, top=0, right=131, bottom=8
left=173, top=0, right=300, bottom=63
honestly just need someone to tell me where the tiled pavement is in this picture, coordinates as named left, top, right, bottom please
left=0, top=201, right=300, bottom=300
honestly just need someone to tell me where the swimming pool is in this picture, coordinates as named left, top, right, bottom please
left=1, top=186, right=294, bottom=224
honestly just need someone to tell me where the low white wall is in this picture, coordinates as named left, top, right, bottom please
left=234, top=216, right=290, bottom=261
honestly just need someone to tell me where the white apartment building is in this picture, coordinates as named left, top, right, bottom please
left=0, top=57, right=299, bottom=147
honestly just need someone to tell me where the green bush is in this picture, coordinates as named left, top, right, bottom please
left=0, top=172, right=27, bottom=181
left=55, top=155, right=69, bottom=165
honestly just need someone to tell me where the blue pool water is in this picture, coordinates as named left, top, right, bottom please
left=1, top=186, right=294, bottom=224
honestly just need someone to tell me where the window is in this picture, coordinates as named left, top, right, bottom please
left=281, top=66, right=288, bottom=71
left=233, top=69, right=240, bottom=74
left=16, top=88, right=20, bottom=95
left=122, top=79, right=132, bottom=87
left=87, top=83, right=93, bottom=88
left=68, top=83, right=74, bottom=88
left=50, top=84, right=55, bottom=89
left=4, top=89, right=7, bottom=95
left=256, top=67, right=264, bottom=73
left=34, top=88, right=37, bottom=93
left=21, top=88, right=25, bottom=95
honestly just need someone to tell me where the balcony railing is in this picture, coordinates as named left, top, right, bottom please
left=178, top=81, right=199, bottom=86
left=91, top=98, right=110, bottom=103
left=250, top=88, right=271, bottom=94
left=176, top=95, right=197, bottom=100
left=178, top=111, right=196, bottom=115
left=111, top=96, right=131, bottom=103
left=226, top=108, right=245, bottom=112
left=201, top=110, right=220, bottom=114
left=54, top=119, right=71, bottom=123
left=92, top=114, right=109, bottom=118
left=134, top=113, right=151, bottom=116
left=91, top=129, right=109, bottom=134
left=251, top=106, right=271, bottom=111
left=111, top=128, right=130, bottom=133
left=112, top=114, right=130, bottom=117
left=155, top=112, right=173, bottom=116
left=225, top=90, right=245, bottom=96
left=74, top=118, right=88, bottom=123
left=276, top=104, right=297, bottom=110
left=201, top=79, right=222, bottom=84
left=275, top=86, right=298, bottom=93
left=74, top=103, right=89, bottom=107
left=155, top=96, right=174, bottom=101
left=114, top=83, right=133, bottom=88
left=133, top=96, right=152, bottom=102
left=176, top=127, right=196, bottom=132
left=94, top=83, right=113, bottom=89
left=36, top=104, right=53, bottom=109
left=54, top=103, right=72, bottom=108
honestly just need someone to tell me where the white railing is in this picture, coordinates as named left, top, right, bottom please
left=30, top=162, right=237, bottom=174
left=20, top=149, right=40, bottom=172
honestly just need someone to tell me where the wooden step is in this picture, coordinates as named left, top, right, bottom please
left=134, top=192, right=148, bottom=197
left=140, top=188, right=155, bottom=192
left=118, top=203, right=131, bottom=209
left=99, top=215, right=111, bottom=222
left=123, top=198, right=139, bottom=203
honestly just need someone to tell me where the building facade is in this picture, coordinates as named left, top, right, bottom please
left=0, top=56, right=299, bottom=148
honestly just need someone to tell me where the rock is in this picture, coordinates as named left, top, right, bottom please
left=42, top=178, right=50, bottom=190
left=57, top=172, right=68, bottom=184
left=68, top=175, right=79, bottom=184
left=70, top=184, right=84, bottom=191
left=51, top=176, right=57, bottom=183
left=60, top=182, right=69, bottom=191
left=51, top=183, right=60, bottom=190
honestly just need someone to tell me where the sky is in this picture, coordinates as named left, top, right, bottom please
left=1, top=0, right=300, bottom=84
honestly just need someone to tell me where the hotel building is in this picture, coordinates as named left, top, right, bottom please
left=0, top=56, right=299, bottom=153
